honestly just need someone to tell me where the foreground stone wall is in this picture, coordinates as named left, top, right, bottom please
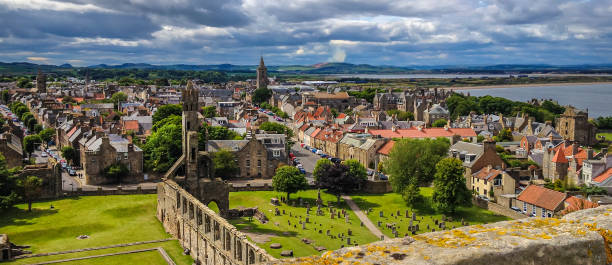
left=272, top=205, right=612, bottom=265
left=157, top=180, right=275, bottom=265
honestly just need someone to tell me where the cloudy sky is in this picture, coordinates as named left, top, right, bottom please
left=1, top=0, right=611, bottom=66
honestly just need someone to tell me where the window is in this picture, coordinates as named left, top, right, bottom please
left=257, top=160, right=261, bottom=167
left=523, top=202, right=527, bottom=212
left=483, top=189, right=487, bottom=196
left=494, top=177, right=502, bottom=186
left=246, top=159, right=250, bottom=167
left=273, top=150, right=280, bottom=157
left=542, top=209, right=546, bottom=218
left=532, top=205, right=536, bottom=216
left=191, top=148, right=195, bottom=161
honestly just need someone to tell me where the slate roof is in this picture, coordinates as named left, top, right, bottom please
left=206, top=140, right=249, bottom=152
left=517, top=185, right=567, bottom=211
left=368, top=127, right=476, bottom=139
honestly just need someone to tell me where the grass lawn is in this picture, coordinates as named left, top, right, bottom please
left=54, top=249, right=167, bottom=265
left=597, top=132, right=612, bottom=141
left=351, top=188, right=511, bottom=238
left=0, top=195, right=193, bottom=265
left=228, top=190, right=379, bottom=259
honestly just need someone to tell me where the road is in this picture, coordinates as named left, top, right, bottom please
left=290, top=143, right=321, bottom=183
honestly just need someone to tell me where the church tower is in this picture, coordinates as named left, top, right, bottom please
left=182, top=81, right=200, bottom=181
left=256, top=56, right=268, bottom=89
left=36, top=69, right=46, bottom=93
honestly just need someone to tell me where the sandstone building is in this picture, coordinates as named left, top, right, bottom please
left=556, top=106, right=597, bottom=146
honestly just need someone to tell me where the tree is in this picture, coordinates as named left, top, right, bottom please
left=152, top=104, right=182, bottom=125
left=103, top=163, right=129, bottom=184
left=343, top=159, right=367, bottom=182
left=62, top=95, right=76, bottom=104
left=33, top=124, right=43, bottom=134
left=386, top=138, right=450, bottom=194
left=18, top=176, right=43, bottom=212
left=17, top=77, right=33, bottom=88
left=386, top=109, right=414, bottom=121
left=1, top=90, right=10, bottom=104
left=23, top=135, right=42, bottom=159
left=252, top=88, right=272, bottom=104
left=272, top=165, right=307, bottom=201
left=202, top=106, right=218, bottom=118
left=0, top=154, right=20, bottom=210
left=143, top=122, right=182, bottom=173
left=432, top=119, right=448, bottom=128
left=109, top=92, right=128, bottom=108
left=152, top=115, right=181, bottom=132
left=494, top=128, right=513, bottom=142
left=14, top=105, right=28, bottom=118
left=316, top=162, right=365, bottom=204
left=432, top=158, right=472, bottom=214
left=212, top=149, right=238, bottom=179
left=61, top=146, right=76, bottom=165
left=313, top=159, right=333, bottom=183
left=38, top=128, right=55, bottom=147
left=402, top=183, right=423, bottom=207
left=259, top=122, right=294, bottom=138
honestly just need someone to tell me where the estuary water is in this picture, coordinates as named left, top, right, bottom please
left=455, top=83, right=612, bottom=118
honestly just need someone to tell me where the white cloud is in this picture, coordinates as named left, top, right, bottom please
left=0, top=0, right=113, bottom=13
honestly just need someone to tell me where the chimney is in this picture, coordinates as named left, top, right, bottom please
left=571, top=142, right=578, bottom=155
left=128, top=143, right=134, bottom=152
left=587, top=147, right=594, bottom=160
left=487, top=165, right=492, bottom=173
left=483, top=139, right=496, bottom=153
left=391, top=125, right=397, bottom=132
left=417, top=125, right=423, bottom=131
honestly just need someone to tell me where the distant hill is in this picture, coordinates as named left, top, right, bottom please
left=2, top=61, right=612, bottom=75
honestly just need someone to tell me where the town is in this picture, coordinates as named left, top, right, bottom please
left=0, top=55, right=611, bottom=264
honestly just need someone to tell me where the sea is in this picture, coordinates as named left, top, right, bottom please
left=454, top=83, right=612, bottom=118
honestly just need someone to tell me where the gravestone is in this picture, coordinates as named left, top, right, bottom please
left=347, top=237, right=351, bottom=245
left=282, top=209, right=285, bottom=215
left=360, top=221, right=363, bottom=227
left=271, top=198, right=280, bottom=206
left=379, top=211, right=383, bottom=217
left=275, top=208, right=280, bottom=216
left=348, top=229, right=352, bottom=236
left=412, top=230, right=416, bottom=235
left=405, top=210, right=409, bottom=218
left=270, top=243, right=282, bottom=249
left=316, top=189, right=323, bottom=206
left=377, top=221, right=381, bottom=227
left=412, top=212, right=416, bottom=221
left=305, top=217, right=309, bottom=223
left=345, top=215, right=349, bottom=223
left=280, top=250, right=293, bottom=257
left=326, top=230, right=330, bottom=236
left=415, top=224, right=419, bottom=231
left=302, top=222, right=306, bottom=229
left=380, top=235, right=385, bottom=240
left=397, top=210, right=400, bottom=216
left=331, top=212, right=335, bottom=219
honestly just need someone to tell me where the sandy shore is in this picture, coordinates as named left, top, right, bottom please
left=441, top=81, right=612, bottom=90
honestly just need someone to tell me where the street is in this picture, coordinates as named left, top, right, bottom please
left=290, top=143, right=321, bottom=183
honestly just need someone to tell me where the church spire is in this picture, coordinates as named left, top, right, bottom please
left=256, top=56, right=268, bottom=89
left=259, top=56, right=265, bottom=67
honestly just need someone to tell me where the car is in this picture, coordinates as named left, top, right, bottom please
left=319, top=154, right=328, bottom=158
left=40, top=152, right=47, bottom=157
left=329, top=158, right=341, bottom=163
left=299, top=168, right=306, bottom=174
left=477, top=195, right=490, bottom=201
left=511, top=206, right=521, bottom=212
left=69, top=170, right=76, bottom=176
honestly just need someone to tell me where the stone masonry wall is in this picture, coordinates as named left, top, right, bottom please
left=157, top=180, right=275, bottom=265
left=272, top=205, right=612, bottom=265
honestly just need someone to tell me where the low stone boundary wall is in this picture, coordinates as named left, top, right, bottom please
left=363, top=180, right=392, bottom=194
left=63, top=186, right=157, bottom=197
left=272, top=205, right=612, bottom=265
left=473, top=197, right=526, bottom=220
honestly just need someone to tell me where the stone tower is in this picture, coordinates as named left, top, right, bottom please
left=556, top=106, right=597, bottom=146
left=182, top=81, right=200, bottom=183
left=256, top=56, right=268, bottom=89
left=36, top=69, right=46, bottom=93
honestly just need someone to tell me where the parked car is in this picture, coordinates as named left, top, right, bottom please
left=40, top=152, right=47, bottom=157
left=511, top=206, right=521, bottom=212
left=329, top=158, right=341, bottom=163
left=69, top=169, right=76, bottom=176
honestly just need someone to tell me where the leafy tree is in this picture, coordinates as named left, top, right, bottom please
left=152, top=104, right=182, bottom=124
left=541, top=100, right=565, bottom=115
left=109, top=92, right=128, bottom=108
left=316, top=162, right=366, bottom=204
left=386, top=138, right=450, bottom=194
left=143, top=122, right=182, bottom=173
left=33, top=124, right=43, bottom=134
left=14, top=106, right=28, bottom=119
left=386, top=109, right=414, bottom=121
left=313, top=158, right=333, bottom=183
left=152, top=115, right=181, bottom=132
left=103, top=163, right=129, bottom=184
left=330, top=108, right=339, bottom=118
left=23, top=135, right=42, bottom=159
left=61, top=146, right=76, bottom=165
left=212, top=149, right=238, bottom=179
left=1, top=90, right=10, bottom=104
left=0, top=154, right=20, bottom=210
left=343, top=159, right=367, bottom=182
left=595, top=116, right=612, bottom=130
left=154, top=78, right=170, bottom=86
left=432, top=158, right=472, bottom=214
left=494, top=128, right=513, bottom=142
left=272, top=165, right=307, bottom=200
left=17, top=77, right=33, bottom=88
left=18, top=176, right=43, bottom=212
left=20, top=111, right=33, bottom=122
left=432, top=119, right=448, bottom=128
left=477, top=135, right=485, bottom=143
left=252, top=88, right=272, bottom=104
left=402, top=183, right=423, bottom=207
left=202, top=106, right=218, bottom=118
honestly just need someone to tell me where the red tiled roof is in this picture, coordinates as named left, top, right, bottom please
left=123, top=120, right=139, bottom=131
left=299, top=124, right=310, bottom=132
left=377, top=140, right=395, bottom=155
left=517, top=185, right=567, bottom=211
left=310, top=128, right=321, bottom=138
left=551, top=146, right=568, bottom=163
left=368, top=127, right=477, bottom=139
left=562, top=196, right=598, bottom=214
left=593, top=168, right=612, bottom=183
left=336, top=113, right=347, bottom=119
left=66, top=126, right=78, bottom=138
left=472, top=168, right=502, bottom=181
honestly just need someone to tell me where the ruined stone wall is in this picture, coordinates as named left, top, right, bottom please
left=157, top=180, right=274, bottom=265
left=273, top=205, right=612, bottom=265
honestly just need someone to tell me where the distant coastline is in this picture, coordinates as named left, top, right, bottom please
left=442, top=81, right=612, bottom=90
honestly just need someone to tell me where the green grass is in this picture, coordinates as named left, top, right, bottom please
left=597, top=133, right=612, bottom=141
left=47, top=249, right=167, bottom=265
left=351, top=188, right=511, bottom=238
left=0, top=195, right=193, bottom=265
left=228, top=190, right=379, bottom=258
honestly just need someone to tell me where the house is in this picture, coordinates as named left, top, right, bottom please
left=0, top=132, right=23, bottom=168
left=337, top=134, right=387, bottom=169
left=424, top=104, right=449, bottom=126
left=449, top=140, right=506, bottom=188
left=591, top=167, right=612, bottom=194
left=516, top=185, right=566, bottom=217
left=206, top=133, right=287, bottom=179
left=301, top=91, right=358, bottom=111
left=79, top=132, right=144, bottom=185
left=376, top=140, right=395, bottom=167
left=471, top=166, right=516, bottom=200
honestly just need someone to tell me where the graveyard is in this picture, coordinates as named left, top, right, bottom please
left=228, top=190, right=380, bottom=258
left=351, top=188, right=511, bottom=238
left=0, top=195, right=193, bottom=265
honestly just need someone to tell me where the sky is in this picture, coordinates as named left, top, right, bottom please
left=0, top=0, right=611, bottom=66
